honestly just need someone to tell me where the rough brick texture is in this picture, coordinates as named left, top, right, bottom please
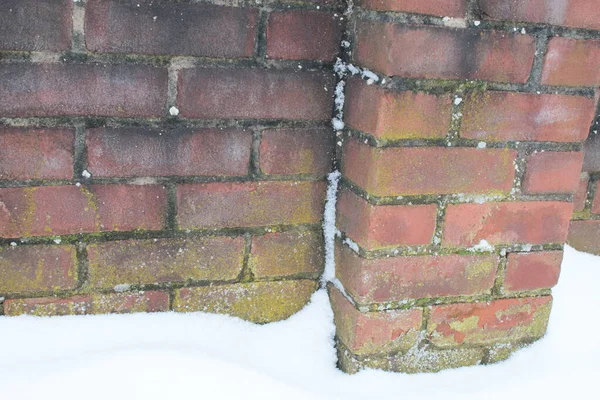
left=522, top=151, right=584, bottom=194
left=504, top=251, right=562, bottom=292
left=568, top=220, right=600, bottom=255
left=593, top=182, right=600, bottom=214
left=542, top=38, right=600, bottom=87
left=357, top=0, right=466, bottom=18
left=85, top=1, right=258, bottom=58
left=573, top=174, right=590, bottom=212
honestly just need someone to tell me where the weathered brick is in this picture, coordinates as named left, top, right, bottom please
left=249, top=230, right=324, bottom=277
left=0, top=64, right=168, bottom=117
left=584, top=134, right=600, bottom=172
left=573, top=174, right=590, bottom=212
left=479, top=0, right=600, bottom=30
left=428, top=296, right=552, bottom=348
left=344, top=77, right=452, bottom=140
left=354, top=21, right=535, bottom=82
left=504, top=251, right=562, bottom=292
left=87, top=236, right=245, bottom=289
left=0, top=0, right=72, bottom=51
left=568, top=220, right=600, bottom=255
left=0, top=185, right=167, bottom=238
left=177, top=181, right=325, bottom=230
left=443, top=201, right=573, bottom=247
left=522, top=151, right=584, bottom=194
left=0, top=128, right=74, bottom=180
left=542, top=37, right=600, bottom=87
left=461, top=91, right=596, bottom=143
left=3, top=291, right=169, bottom=316
left=86, top=1, right=258, bottom=58
left=87, top=128, right=252, bottom=178
left=357, top=0, right=466, bottom=17
left=329, top=286, right=423, bottom=356
left=336, top=188, right=437, bottom=250
left=593, top=182, right=600, bottom=214
left=342, top=138, right=516, bottom=196
left=259, top=128, right=334, bottom=175
left=336, top=242, right=498, bottom=304
left=178, top=68, right=334, bottom=120
left=173, top=280, right=318, bottom=323
left=266, top=10, right=343, bottom=61
left=0, top=245, right=77, bottom=295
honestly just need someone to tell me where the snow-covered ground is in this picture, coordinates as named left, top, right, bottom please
left=0, top=245, right=597, bottom=400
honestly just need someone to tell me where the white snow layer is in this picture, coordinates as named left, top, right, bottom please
left=0, top=245, right=598, bottom=400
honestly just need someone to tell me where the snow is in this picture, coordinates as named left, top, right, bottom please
left=0, top=245, right=598, bottom=399
left=322, top=170, right=341, bottom=284
left=81, top=169, right=91, bottom=179
left=169, top=106, right=180, bottom=116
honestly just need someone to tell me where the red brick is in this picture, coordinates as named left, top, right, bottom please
left=354, top=21, right=535, bottom=83
left=336, top=188, right=437, bottom=250
left=522, top=151, right=584, bottom=194
left=266, top=11, right=343, bottom=61
left=86, top=1, right=257, bottom=58
left=357, top=0, right=466, bottom=17
left=87, top=128, right=252, bottom=178
left=177, top=181, right=326, bottom=230
left=568, top=220, right=600, bottom=255
left=0, top=0, right=72, bottom=51
left=461, top=91, right=596, bottom=143
left=443, top=201, right=573, bottom=247
left=573, top=174, right=590, bottom=212
left=0, top=245, right=77, bottom=294
left=87, top=236, right=245, bottom=289
left=336, top=242, right=498, bottom=304
left=250, top=230, right=324, bottom=277
left=3, top=291, right=169, bottom=316
left=342, top=138, right=516, bottom=196
left=428, top=296, right=552, bottom=348
left=542, top=38, right=600, bottom=87
left=329, top=286, right=423, bottom=355
left=504, top=251, right=562, bottom=292
left=593, top=182, right=600, bottom=214
left=0, top=128, right=74, bottom=180
left=344, top=77, right=452, bottom=140
left=0, top=64, right=168, bottom=118
left=479, top=0, right=600, bottom=30
left=177, top=68, right=334, bottom=120
left=259, top=128, right=334, bottom=175
left=0, top=185, right=167, bottom=238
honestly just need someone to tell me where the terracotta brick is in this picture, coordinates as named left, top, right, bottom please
left=461, top=91, right=596, bottom=143
left=3, top=291, right=169, bottom=316
left=0, top=0, right=72, bottom=51
left=542, top=37, right=600, bottom=87
left=479, top=0, right=600, bottom=30
left=259, top=128, right=334, bottom=175
left=0, top=64, right=167, bottom=118
left=0, top=128, right=74, bottom=180
left=354, top=21, right=535, bottom=83
left=336, top=242, right=498, bottom=304
left=443, top=201, right=573, bottom=247
left=86, top=1, right=258, bottom=58
left=342, top=138, right=516, bottom=196
left=504, top=251, right=562, bottom=292
left=593, top=182, right=600, bottom=214
left=87, top=237, right=245, bottom=289
left=178, top=68, right=334, bottom=120
left=87, top=128, right=252, bottom=178
left=573, top=174, right=590, bottom=212
left=0, top=245, right=77, bottom=295
left=568, top=220, right=600, bottom=255
left=249, top=230, right=324, bottom=277
left=0, top=185, right=167, bottom=238
left=266, top=10, right=343, bottom=61
left=344, top=77, right=452, bottom=140
left=329, top=286, right=423, bottom=356
left=522, top=151, right=584, bottom=194
left=357, top=0, right=466, bottom=17
left=428, top=296, right=553, bottom=348
left=177, top=181, right=326, bottom=230
left=336, top=188, right=437, bottom=250
left=173, top=280, right=318, bottom=323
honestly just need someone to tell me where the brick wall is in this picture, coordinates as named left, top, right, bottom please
left=331, top=0, right=599, bottom=373
left=0, top=0, right=342, bottom=321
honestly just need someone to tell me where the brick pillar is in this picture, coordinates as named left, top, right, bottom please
left=331, top=0, right=599, bottom=373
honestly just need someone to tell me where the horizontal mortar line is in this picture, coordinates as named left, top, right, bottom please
left=571, top=215, right=600, bottom=221
left=0, top=223, right=324, bottom=246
